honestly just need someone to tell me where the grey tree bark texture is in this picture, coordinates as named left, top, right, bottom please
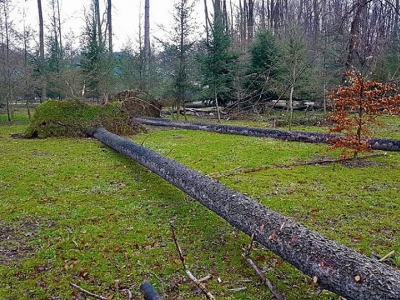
left=90, top=127, right=400, bottom=300
left=134, top=117, right=400, bottom=152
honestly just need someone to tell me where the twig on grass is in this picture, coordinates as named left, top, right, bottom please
left=123, top=288, right=133, bottom=300
left=69, top=282, right=108, bottom=300
left=379, top=250, right=395, bottom=262
left=242, top=237, right=285, bottom=300
left=170, top=223, right=215, bottom=300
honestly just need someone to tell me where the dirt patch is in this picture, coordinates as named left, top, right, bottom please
left=0, top=220, right=39, bottom=263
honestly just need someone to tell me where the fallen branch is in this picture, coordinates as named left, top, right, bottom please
left=243, top=235, right=285, bottom=300
left=170, top=224, right=215, bottom=300
left=69, top=282, right=108, bottom=300
left=228, top=287, right=247, bottom=292
left=210, top=153, right=387, bottom=179
left=379, top=250, right=396, bottom=262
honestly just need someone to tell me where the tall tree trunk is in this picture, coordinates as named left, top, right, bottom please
left=94, top=0, right=102, bottom=45
left=261, top=0, right=266, bottom=30
left=56, top=0, right=62, bottom=53
left=223, top=0, right=228, bottom=32
left=394, top=0, right=399, bottom=42
left=23, top=7, right=32, bottom=119
left=204, top=0, right=209, bottom=43
left=247, top=0, right=254, bottom=42
left=107, top=0, right=113, bottom=54
left=37, top=0, right=46, bottom=102
left=144, top=0, right=150, bottom=90
left=91, top=127, right=400, bottom=300
left=214, top=85, right=221, bottom=123
left=344, top=0, right=368, bottom=79
left=2, top=2, right=11, bottom=122
left=288, top=66, right=295, bottom=131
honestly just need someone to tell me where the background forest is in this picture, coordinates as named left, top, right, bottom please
left=1, top=0, right=400, bottom=120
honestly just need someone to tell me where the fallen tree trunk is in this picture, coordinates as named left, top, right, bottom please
left=134, top=117, right=400, bottom=152
left=90, top=127, right=400, bottom=300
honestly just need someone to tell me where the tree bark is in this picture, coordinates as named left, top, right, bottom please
left=204, top=0, right=209, bottom=44
left=144, top=0, right=150, bottom=89
left=133, top=117, right=400, bottom=152
left=344, top=0, right=368, bottom=79
left=94, top=0, right=102, bottom=45
left=107, top=0, right=112, bottom=54
left=90, top=127, right=400, bottom=300
left=37, top=0, right=46, bottom=101
left=56, top=0, right=62, bottom=54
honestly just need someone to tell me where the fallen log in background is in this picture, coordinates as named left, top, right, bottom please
left=134, top=117, right=400, bottom=152
left=90, top=127, right=400, bottom=300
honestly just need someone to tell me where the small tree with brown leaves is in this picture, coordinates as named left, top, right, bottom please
left=328, top=71, right=400, bottom=158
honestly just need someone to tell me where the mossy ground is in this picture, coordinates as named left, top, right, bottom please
left=0, top=109, right=399, bottom=299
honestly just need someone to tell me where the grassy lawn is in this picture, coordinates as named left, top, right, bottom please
left=0, top=110, right=399, bottom=299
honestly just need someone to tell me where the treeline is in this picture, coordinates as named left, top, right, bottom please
left=1, top=0, right=400, bottom=121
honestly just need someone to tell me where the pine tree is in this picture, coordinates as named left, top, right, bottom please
left=81, top=0, right=113, bottom=100
left=246, top=30, right=279, bottom=104
left=199, top=4, right=237, bottom=122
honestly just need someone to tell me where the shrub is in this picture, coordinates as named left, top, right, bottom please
left=328, top=71, right=400, bottom=158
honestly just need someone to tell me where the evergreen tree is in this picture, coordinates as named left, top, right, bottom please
left=199, top=8, right=237, bottom=121
left=245, top=30, right=279, bottom=105
left=80, top=1, right=113, bottom=100
left=158, top=0, right=198, bottom=120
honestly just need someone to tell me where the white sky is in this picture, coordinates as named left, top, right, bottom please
left=12, top=0, right=216, bottom=51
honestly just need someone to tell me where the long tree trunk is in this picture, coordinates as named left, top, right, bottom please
left=260, top=0, right=266, bottom=30
left=107, top=0, right=112, bottom=54
left=90, top=127, right=400, bottom=300
left=3, top=3, right=9, bottom=122
left=144, top=0, right=150, bottom=90
left=204, top=0, right=209, bottom=43
left=179, top=0, right=186, bottom=121
left=133, top=117, right=400, bottom=152
left=247, top=0, right=254, bottom=42
left=344, top=0, right=368, bottom=80
left=94, top=0, right=102, bottom=45
left=37, top=0, right=46, bottom=102
left=288, top=66, right=295, bottom=131
left=56, top=0, right=62, bottom=54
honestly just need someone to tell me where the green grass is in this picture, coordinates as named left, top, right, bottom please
left=0, top=110, right=399, bottom=299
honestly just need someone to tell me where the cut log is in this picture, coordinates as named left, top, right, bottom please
left=134, top=117, right=400, bottom=152
left=89, top=127, right=400, bottom=300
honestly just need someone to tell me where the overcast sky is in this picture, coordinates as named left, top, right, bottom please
left=13, top=0, right=215, bottom=51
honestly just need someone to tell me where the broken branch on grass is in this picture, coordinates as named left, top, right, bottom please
left=69, top=282, right=108, bottom=300
left=379, top=250, right=396, bottom=262
left=170, top=223, right=215, bottom=300
left=243, top=237, right=285, bottom=300
left=242, top=254, right=285, bottom=300
left=210, top=153, right=387, bottom=179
